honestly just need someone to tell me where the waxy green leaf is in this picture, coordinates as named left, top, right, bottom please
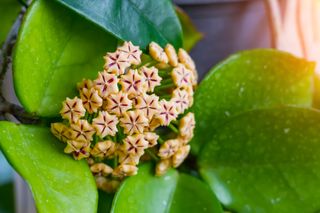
left=111, top=163, right=222, bottom=213
left=199, top=107, right=320, bottom=213
left=176, top=7, right=202, bottom=51
left=13, top=0, right=117, bottom=117
left=0, top=122, right=97, bottom=213
left=0, top=0, right=21, bottom=44
left=192, top=49, right=315, bottom=154
left=55, top=0, right=183, bottom=49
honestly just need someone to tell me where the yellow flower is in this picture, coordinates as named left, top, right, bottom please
left=120, top=110, right=148, bottom=135
left=172, top=64, right=193, bottom=89
left=104, top=51, right=130, bottom=75
left=155, top=159, right=171, bottom=176
left=95, top=176, right=120, bottom=193
left=117, top=149, right=140, bottom=165
left=92, top=111, right=118, bottom=137
left=149, top=42, right=168, bottom=63
left=171, top=88, right=190, bottom=114
left=77, top=79, right=94, bottom=91
left=90, top=163, right=113, bottom=176
left=135, top=94, right=160, bottom=120
left=120, top=69, right=146, bottom=97
left=112, top=164, right=138, bottom=177
left=144, top=117, right=161, bottom=132
left=158, top=139, right=180, bottom=159
left=90, top=140, right=116, bottom=159
left=140, top=66, right=162, bottom=92
left=156, top=100, right=178, bottom=126
left=64, top=140, right=91, bottom=160
left=60, top=97, right=86, bottom=123
left=70, top=120, right=95, bottom=143
left=172, top=145, right=190, bottom=168
left=94, top=71, right=119, bottom=98
left=51, top=122, right=71, bottom=142
left=120, top=134, right=148, bottom=157
left=165, top=44, right=178, bottom=67
left=118, top=41, right=142, bottom=65
left=105, top=91, right=132, bottom=116
left=179, top=112, right=196, bottom=142
left=178, top=48, right=196, bottom=71
left=144, top=132, right=159, bottom=148
left=80, top=88, right=103, bottom=113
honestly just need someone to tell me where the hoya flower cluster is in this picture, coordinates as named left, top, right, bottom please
left=51, top=41, right=197, bottom=192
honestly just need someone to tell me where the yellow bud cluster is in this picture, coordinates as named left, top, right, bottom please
left=51, top=41, right=197, bottom=193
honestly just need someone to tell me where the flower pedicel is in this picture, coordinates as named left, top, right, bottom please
left=51, top=41, right=197, bottom=193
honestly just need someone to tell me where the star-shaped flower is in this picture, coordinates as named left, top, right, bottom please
left=178, top=48, right=196, bottom=71
left=172, top=145, right=190, bottom=168
left=149, top=42, right=168, bottom=63
left=135, top=94, right=160, bottom=120
left=94, top=71, right=119, bottom=98
left=64, top=140, right=91, bottom=160
left=92, top=111, right=118, bottom=137
left=105, top=91, right=132, bottom=116
left=165, top=44, right=178, bottom=67
left=120, top=110, right=148, bottom=135
left=156, top=100, right=178, bottom=126
left=120, top=69, right=146, bottom=97
left=179, top=112, right=196, bottom=142
left=118, top=41, right=142, bottom=65
left=144, top=132, right=159, bottom=147
left=171, top=89, right=190, bottom=114
left=140, top=66, right=162, bottom=92
left=155, top=159, right=171, bottom=176
left=60, top=97, right=86, bottom=123
left=120, top=134, right=148, bottom=157
left=51, top=122, right=71, bottom=142
left=80, top=88, right=103, bottom=113
left=117, top=150, right=140, bottom=165
left=91, top=140, right=116, bottom=159
left=104, top=51, right=130, bottom=75
left=90, top=163, right=113, bottom=176
left=158, top=139, right=180, bottom=159
left=77, top=79, right=94, bottom=91
left=70, top=120, right=95, bottom=143
left=112, top=164, right=138, bottom=177
left=144, top=117, right=161, bottom=132
left=172, top=64, right=193, bottom=88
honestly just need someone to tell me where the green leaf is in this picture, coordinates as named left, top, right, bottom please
left=55, top=0, right=183, bottom=49
left=111, top=163, right=222, bottom=213
left=199, top=107, right=320, bottom=213
left=176, top=7, right=202, bottom=51
left=0, top=122, right=97, bottom=213
left=0, top=0, right=21, bottom=45
left=13, top=0, right=117, bottom=117
left=191, top=49, right=315, bottom=154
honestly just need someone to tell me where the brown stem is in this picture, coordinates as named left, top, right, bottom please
left=0, top=8, right=38, bottom=123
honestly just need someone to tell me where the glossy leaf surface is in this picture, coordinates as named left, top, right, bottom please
left=192, top=49, right=315, bottom=153
left=55, top=0, right=183, bottom=49
left=0, top=122, right=97, bottom=213
left=13, top=0, right=117, bottom=117
left=111, top=163, right=222, bottom=213
left=199, top=107, right=320, bottom=213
